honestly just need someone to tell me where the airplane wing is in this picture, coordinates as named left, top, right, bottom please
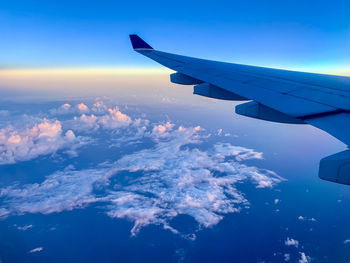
left=129, top=34, right=350, bottom=185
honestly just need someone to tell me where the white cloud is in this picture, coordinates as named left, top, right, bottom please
left=344, top=239, right=350, bottom=244
left=0, top=103, right=142, bottom=164
left=285, top=237, right=299, bottom=248
left=99, top=107, right=131, bottom=129
left=61, top=103, right=71, bottom=110
left=298, top=252, right=311, bottom=263
left=91, top=100, right=107, bottom=113
left=274, top=199, right=280, bottom=204
left=298, top=216, right=317, bottom=222
left=69, top=106, right=132, bottom=132
left=50, top=101, right=112, bottom=116
left=284, top=253, right=290, bottom=261
left=29, top=247, right=43, bottom=253
left=49, top=103, right=72, bottom=115
left=213, top=143, right=264, bottom=162
left=0, top=168, right=106, bottom=216
left=0, top=117, right=283, bottom=237
left=50, top=103, right=91, bottom=116
left=17, top=224, right=33, bottom=231
left=0, top=208, right=10, bottom=218
left=77, top=103, right=89, bottom=112
left=0, top=118, right=88, bottom=164
left=152, top=121, right=174, bottom=135
left=72, top=114, right=99, bottom=131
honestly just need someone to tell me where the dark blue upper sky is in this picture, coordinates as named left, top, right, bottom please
left=1, top=0, right=350, bottom=72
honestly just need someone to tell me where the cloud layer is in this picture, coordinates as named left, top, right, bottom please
left=0, top=118, right=87, bottom=164
left=0, top=102, right=133, bottom=164
left=0, top=105, right=284, bottom=236
left=0, top=101, right=283, bottom=239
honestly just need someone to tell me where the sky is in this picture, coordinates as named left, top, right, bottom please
left=1, top=0, right=350, bottom=74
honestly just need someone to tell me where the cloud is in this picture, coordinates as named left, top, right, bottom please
left=0, top=103, right=141, bottom=163
left=284, top=237, right=311, bottom=262
left=50, top=101, right=111, bottom=116
left=0, top=167, right=106, bottom=216
left=99, top=107, right=132, bottom=129
left=285, top=237, right=299, bottom=248
left=151, top=121, right=174, bottom=135
left=91, top=100, right=107, bottom=113
left=61, top=103, right=71, bottom=110
left=72, top=114, right=99, bottom=131
left=51, top=102, right=92, bottom=115
left=298, top=216, right=316, bottom=222
left=50, top=103, right=91, bottom=116
left=49, top=103, right=72, bottom=115
left=344, top=239, right=350, bottom=244
left=213, top=143, right=263, bottom=161
left=0, top=118, right=88, bottom=164
left=69, top=106, right=132, bottom=132
left=77, top=103, right=89, bottom=112
left=298, top=252, right=311, bottom=263
left=0, top=208, right=10, bottom=218
left=17, top=224, right=33, bottom=231
left=284, top=253, right=290, bottom=262
left=29, top=247, right=43, bottom=253
left=0, top=115, right=283, bottom=237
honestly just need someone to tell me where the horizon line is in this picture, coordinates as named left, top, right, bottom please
left=0, top=66, right=348, bottom=77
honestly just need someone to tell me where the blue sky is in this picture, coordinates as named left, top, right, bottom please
left=1, top=0, right=350, bottom=72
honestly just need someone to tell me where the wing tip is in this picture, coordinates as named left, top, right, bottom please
left=129, top=34, right=153, bottom=50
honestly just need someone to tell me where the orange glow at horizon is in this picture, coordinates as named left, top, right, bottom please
left=0, top=65, right=348, bottom=76
left=0, top=67, right=179, bottom=101
left=0, top=67, right=349, bottom=96
left=0, top=68, right=172, bottom=91
left=0, top=67, right=172, bottom=76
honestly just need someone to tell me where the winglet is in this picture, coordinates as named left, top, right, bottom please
left=129, top=34, right=153, bottom=50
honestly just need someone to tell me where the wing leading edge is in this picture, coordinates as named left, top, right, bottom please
left=129, top=34, right=350, bottom=185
